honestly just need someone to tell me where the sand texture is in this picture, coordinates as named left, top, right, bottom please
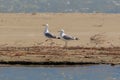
left=0, top=13, right=120, bottom=65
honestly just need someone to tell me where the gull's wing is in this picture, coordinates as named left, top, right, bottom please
left=45, top=32, right=56, bottom=38
left=63, top=34, right=74, bottom=40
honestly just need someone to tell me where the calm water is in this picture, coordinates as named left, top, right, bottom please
left=0, top=65, right=120, bottom=80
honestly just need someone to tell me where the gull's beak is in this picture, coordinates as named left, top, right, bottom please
left=58, top=30, right=61, bottom=32
left=42, top=24, right=46, bottom=26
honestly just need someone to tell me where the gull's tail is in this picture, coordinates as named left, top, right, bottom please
left=74, top=37, right=79, bottom=40
left=52, top=36, right=57, bottom=39
left=56, top=36, right=61, bottom=39
left=52, top=36, right=61, bottom=39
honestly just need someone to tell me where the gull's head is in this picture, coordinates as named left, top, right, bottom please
left=42, top=24, right=49, bottom=27
left=46, top=24, right=49, bottom=26
left=58, top=29, right=64, bottom=33
left=43, top=24, right=49, bottom=33
left=61, top=29, right=64, bottom=32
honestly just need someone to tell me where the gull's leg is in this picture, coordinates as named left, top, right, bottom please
left=39, top=38, right=54, bottom=46
left=64, top=41, right=68, bottom=47
left=63, top=41, right=68, bottom=50
left=50, top=39, right=56, bottom=46
left=45, top=38, right=53, bottom=42
left=38, top=38, right=48, bottom=45
left=36, top=38, right=49, bottom=46
left=50, top=38, right=53, bottom=42
left=45, top=38, right=55, bottom=46
left=45, top=39, right=49, bottom=42
left=50, top=42, right=55, bottom=46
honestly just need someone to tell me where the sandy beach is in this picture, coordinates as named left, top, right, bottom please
left=0, top=13, right=120, bottom=65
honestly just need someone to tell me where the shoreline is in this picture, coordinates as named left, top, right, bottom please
left=0, top=46, right=119, bottom=66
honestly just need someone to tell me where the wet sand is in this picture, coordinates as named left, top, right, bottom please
left=0, top=46, right=119, bottom=65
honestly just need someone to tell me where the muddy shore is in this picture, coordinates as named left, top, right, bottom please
left=0, top=46, right=119, bottom=65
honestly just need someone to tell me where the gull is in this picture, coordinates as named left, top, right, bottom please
left=43, top=24, right=60, bottom=43
left=59, top=29, right=78, bottom=47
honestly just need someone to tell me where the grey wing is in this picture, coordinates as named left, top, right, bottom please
left=63, top=35, right=74, bottom=40
left=45, top=33, right=56, bottom=38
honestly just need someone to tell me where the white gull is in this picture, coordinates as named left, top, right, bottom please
left=43, top=24, right=60, bottom=42
left=59, top=29, right=78, bottom=47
